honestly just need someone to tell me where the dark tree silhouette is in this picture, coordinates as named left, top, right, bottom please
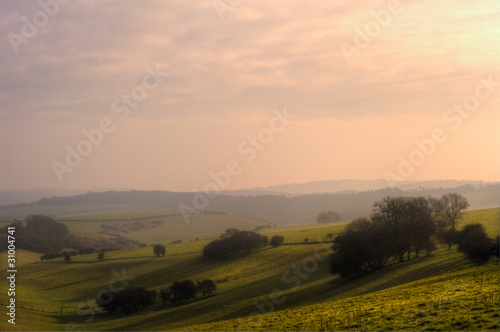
left=153, top=244, right=166, bottom=257
left=97, top=287, right=156, bottom=316
left=203, top=229, right=268, bottom=259
left=259, top=235, right=269, bottom=247
left=330, top=218, right=392, bottom=279
left=491, top=236, right=500, bottom=257
left=457, top=223, right=492, bottom=263
left=169, top=279, right=198, bottom=304
left=371, top=196, right=436, bottom=262
left=270, top=235, right=285, bottom=247
left=97, top=252, right=105, bottom=261
left=197, top=279, right=216, bottom=298
left=159, top=287, right=170, bottom=306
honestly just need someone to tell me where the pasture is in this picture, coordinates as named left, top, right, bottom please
left=0, top=208, right=498, bottom=331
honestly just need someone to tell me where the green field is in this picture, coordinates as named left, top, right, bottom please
left=0, top=208, right=498, bottom=331
left=0, top=212, right=276, bottom=245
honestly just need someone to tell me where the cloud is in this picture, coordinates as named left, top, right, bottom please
left=0, top=0, right=499, bottom=190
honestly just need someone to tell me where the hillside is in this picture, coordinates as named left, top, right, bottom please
left=246, top=179, right=498, bottom=195
left=58, top=212, right=276, bottom=244
left=0, top=208, right=498, bottom=331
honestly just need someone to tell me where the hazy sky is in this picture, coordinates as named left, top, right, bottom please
left=1, top=0, right=499, bottom=191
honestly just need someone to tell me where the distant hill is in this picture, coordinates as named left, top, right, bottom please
left=1, top=183, right=498, bottom=224
left=225, top=179, right=498, bottom=196
left=2, top=180, right=496, bottom=206
left=0, top=187, right=131, bottom=205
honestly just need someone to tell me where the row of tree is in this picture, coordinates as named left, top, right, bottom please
left=97, top=279, right=217, bottom=316
left=329, top=193, right=489, bottom=279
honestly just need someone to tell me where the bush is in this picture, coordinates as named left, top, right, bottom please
left=457, top=223, right=492, bottom=263
left=270, top=235, right=284, bottom=247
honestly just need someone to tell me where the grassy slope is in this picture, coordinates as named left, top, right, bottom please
left=0, top=212, right=276, bottom=245
left=0, top=208, right=498, bottom=331
left=184, top=263, right=499, bottom=331
left=63, top=213, right=275, bottom=244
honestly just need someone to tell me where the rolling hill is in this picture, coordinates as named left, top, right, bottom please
left=0, top=208, right=498, bottom=331
left=1, top=183, right=498, bottom=224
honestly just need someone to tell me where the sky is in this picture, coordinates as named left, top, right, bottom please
left=0, top=0, right=499, bottom=191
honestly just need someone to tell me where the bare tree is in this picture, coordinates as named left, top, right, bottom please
left=371, top=196, right=409, bottom=263
left=371, top=196, right=436, bottom=262
left=432, top=193, right=469, bottom=249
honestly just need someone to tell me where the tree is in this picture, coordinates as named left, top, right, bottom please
left=371, top=196, right=436, bottom=262
left=159, top=287, right=170, bottom=306
left=371, top=196, right=410, bottom=263
left=97, top=287, right=156, bottom=315
left=316, top=211, right=341, bottom=223
left=491, top=236, right=499, bottom=257
left=203, top=229, right=268, bottom=259
left=197, top=279, right=216, bottom=298
left=97, top=252, right=105, bottom=261
left=153, top=244, right=166, bottom=257
left=457, top=223, right=492, bottom=263
left=270, top=235, right=285, bottom=247
left=330, top=218, right=392, bottom=279
left=431, top=193, right=469, bottom=249
left=405, top=197, right=437, bottom=259
left=169, top=279, right=198, bottom=304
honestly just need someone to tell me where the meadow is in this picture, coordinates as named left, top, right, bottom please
left=0, top=208, right=498, bottom=331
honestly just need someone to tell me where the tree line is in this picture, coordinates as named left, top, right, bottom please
left=330, top=193, right=499, bottom=279
left=202, top=229, right=286, bottom=259
left=96, top=279, right=217, bottom=316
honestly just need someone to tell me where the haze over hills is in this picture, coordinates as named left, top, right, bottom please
left=1, top=179, right=497, bottom=206
left=1, top=181, right=498, bottom=224
left=0, top=187, right=132, bottom=206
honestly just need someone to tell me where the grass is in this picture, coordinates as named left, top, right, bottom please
left=61, top=213, right=275, bottom=244
left=184, top=262, right=499, bottom=331
left=0, top=208, right=498, bottom=331
left=261, top=222, right=347, bottom=243
left=0, top=212, right=276, bottom=244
